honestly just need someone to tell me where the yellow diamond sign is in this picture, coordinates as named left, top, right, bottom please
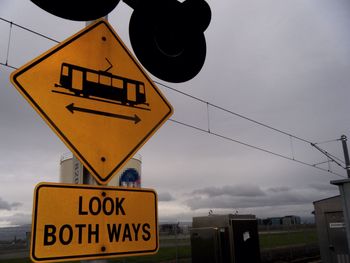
left=10, top=20, right=173, bottom=184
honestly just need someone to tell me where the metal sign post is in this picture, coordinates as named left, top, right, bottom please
left=82, top=17, right=109, bottom=263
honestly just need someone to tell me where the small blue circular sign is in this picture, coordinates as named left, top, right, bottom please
left=119, top=168, right=140, bottom=187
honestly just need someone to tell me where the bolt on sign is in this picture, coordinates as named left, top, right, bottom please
left=10, top=19, right=173, bottom=185
left=31, top=183, right=158, bottom=262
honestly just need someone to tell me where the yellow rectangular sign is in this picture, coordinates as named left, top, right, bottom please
left=31, top=183, right=158, bottom=262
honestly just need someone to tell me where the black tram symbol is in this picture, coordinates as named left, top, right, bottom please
left=55, top=62, right=148, bottom=107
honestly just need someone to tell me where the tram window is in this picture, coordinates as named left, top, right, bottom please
left=100, top=75, right=111, bottom=86
left=86, top=72, right=98, bottom=83
left=112, top=78, right=123, bottom=89
left=127, top=83, right=137, bottom=102
left=72, top=70, right=83, bottom=90
left=62, top=65, right=69, bottom=76
left=139, top=83, right=145, bottom=94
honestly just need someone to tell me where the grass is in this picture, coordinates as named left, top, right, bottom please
left=0, top=259, right=31, bottom=263
left=0, top=228, right=317, bottom=263
left=110, top=246, right=191, bottom=262
left=259, top=229, right=318, bottom=249
left=0, top=246, right=191, bottom=263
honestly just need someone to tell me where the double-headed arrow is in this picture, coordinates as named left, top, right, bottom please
left=66, top=103, right=141, bottom=124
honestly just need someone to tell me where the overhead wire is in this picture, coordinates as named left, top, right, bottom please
left=155, top=81, right=313, bottom=144
left=0, top=17, right=347, bottom=178
left=5, top=20, right=12, bottom=65
left=312, top=138, right=345, bottom=165
left=0, top=17, right=60, bottom=44
left=311, top=143, right=346, bottom=169
left=0, top=61, right=16, bottom=70
left=321, top=151, right=345, bottom=165
left=314, top=138, right=341, bottom=145
left=168, top=119, right=345, bottom=177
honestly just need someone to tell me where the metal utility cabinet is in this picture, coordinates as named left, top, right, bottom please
left=314, top=195, right=350, bottom=263
left=191, top=214, right=261, bottom=263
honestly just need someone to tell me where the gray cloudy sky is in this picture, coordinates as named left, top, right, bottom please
left=0, top=0, right=350, bottom=226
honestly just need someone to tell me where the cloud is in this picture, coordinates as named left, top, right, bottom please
left=158, top=192, right=175, bottom=202
left=308, top=183, right=338, bottom=192
left=8, top=213, right=31, bottom=226
left=184, top=184, right=334, bottom=211
left=191, top=184, right=266, bottom=197
left=267, top=186, right=290, bottom=193
left=0, top=197, right=22, bottom=211
left=0, top=212, right=31, bottom=227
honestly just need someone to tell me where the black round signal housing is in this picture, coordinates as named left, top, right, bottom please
left=125, top=0, right=211, bottom=83
left=30, top=0, right=120, bottom=21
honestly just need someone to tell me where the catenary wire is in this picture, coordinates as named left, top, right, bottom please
left=0, top=17, right=346, bottom=178
left=0, top=17, right=322, bottom=146
left=5, top=21, right=13, bottom=65
left=0, top=17, right=60, bottom=43
left=314, top=138, right=341, bottom=145
left=0, top=61, right=17, bottom=70
left=313, top=138, right=345, bottom=164
left=169, top=119, right=345, bottom=178
left=155, top=81, right=313, bottom=144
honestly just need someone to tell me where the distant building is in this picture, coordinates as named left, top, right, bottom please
left=282, top=215, right=301, bottom=225
left=259, top=215, right=301, bottom=226
left=262, top=217, right=282, bottom=226
left=159, top=223, right=182, bottom=234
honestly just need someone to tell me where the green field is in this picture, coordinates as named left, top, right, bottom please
left=0, top=228, right=318, bottom=263
left=259, top=228, right=318, bottom=249
left=0, top=246, right=191, bottom=263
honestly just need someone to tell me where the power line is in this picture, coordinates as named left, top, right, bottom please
left=155, top=81, right=312, bottom=144
left=5, top=20, right=13, bottom=65
left=311, top=143, right=345, bottom=169
left=312, top=138, right=346, bottom=165
left=0, top=17, right=346, bottom=178
left=0, top=17, right=325, bottom=147
left=169, top=118, right=345, bottom=177
left=0, top=61, right=16, bottom=70
left=314, top=138, right=341, bottom=145
left=0, top=17, right=327, bottom=145
left=156, top=82, right=347, bottom=175
left=0, top=17, right=60, bottom=43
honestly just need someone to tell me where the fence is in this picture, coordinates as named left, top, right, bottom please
left=0, top=223, right=320, bottom=262
left=111, top=223, right=319, bottom=263
left=259, top=224, right=320, bottom=262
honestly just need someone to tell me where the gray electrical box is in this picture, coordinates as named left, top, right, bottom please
left=191, top=214, right=261, bottom=263
left=314, top=195, right=350, bottom=263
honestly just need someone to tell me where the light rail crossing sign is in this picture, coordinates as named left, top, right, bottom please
left=31, top=183, right=158, bottom=262
left=10, top=19, right=173, bottom=184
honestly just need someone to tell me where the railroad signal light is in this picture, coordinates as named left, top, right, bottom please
left=30, top=0, right=120, bottom=21
left=30, top=0, right=211, bottom=83
left=124, top=0, right=211, bottom=83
